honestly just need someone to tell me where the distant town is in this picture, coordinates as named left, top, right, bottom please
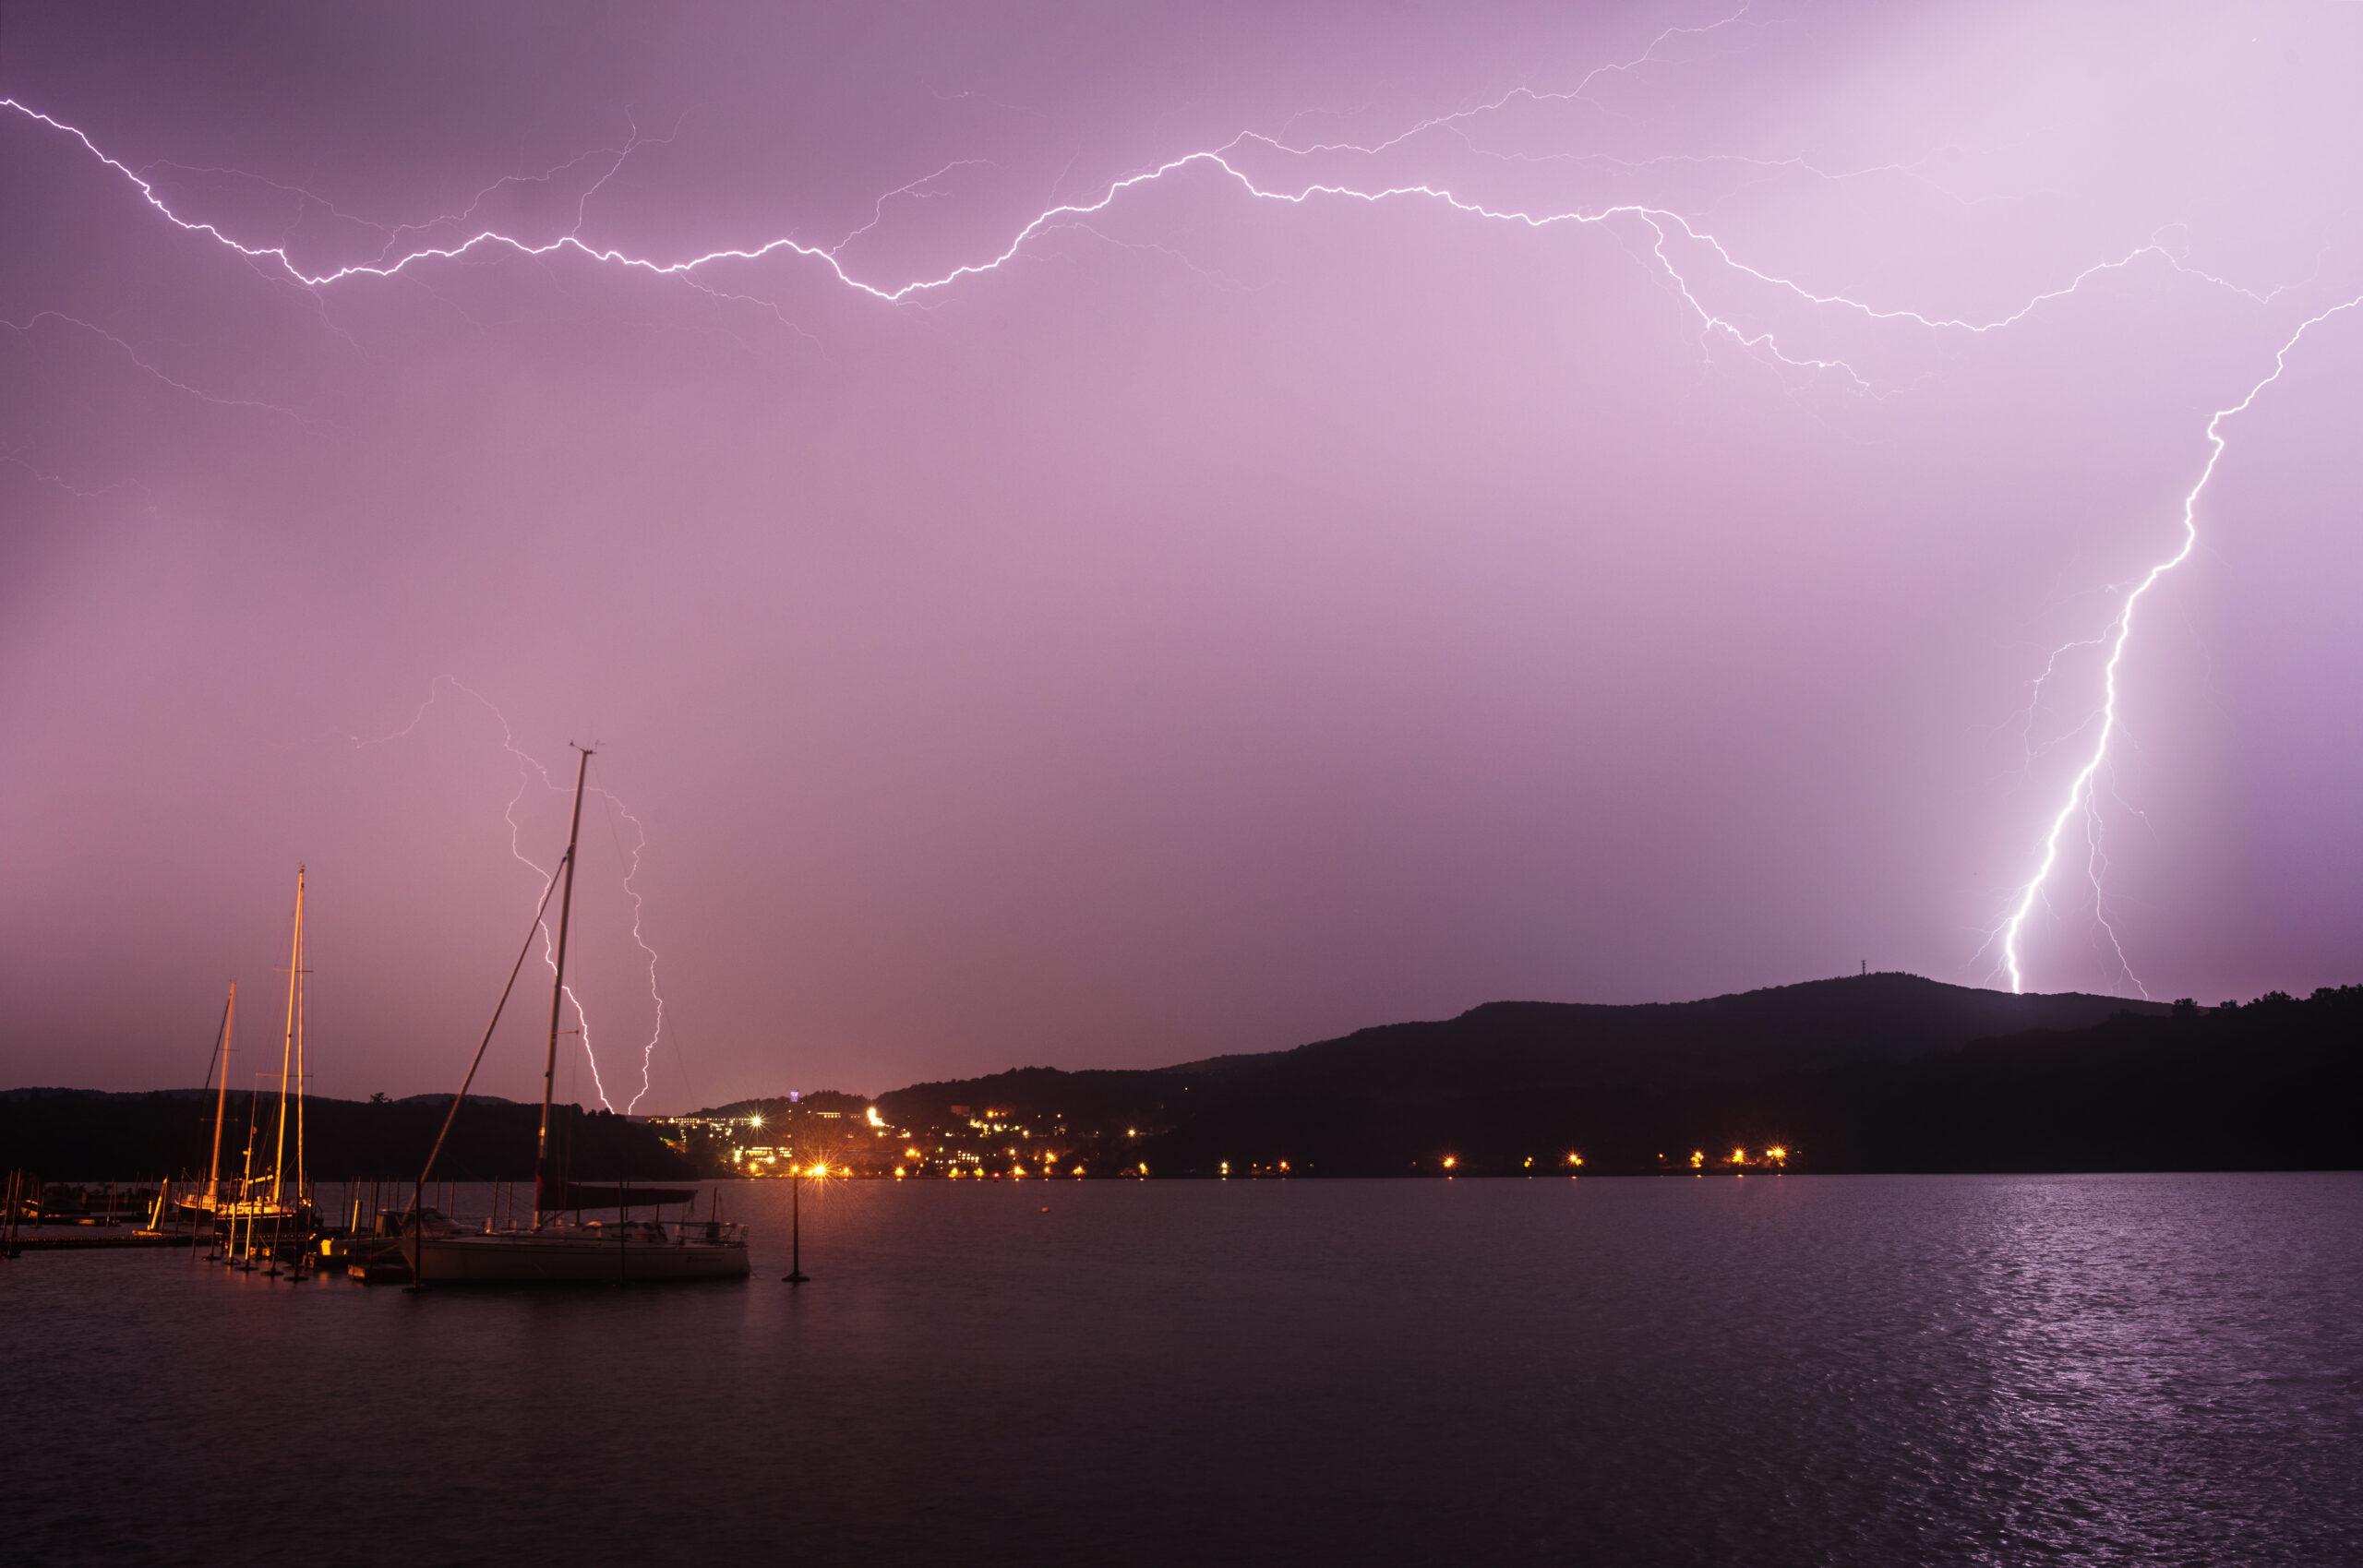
left=648, top=1091, right=1158, bottom=1180
left=644, top=1093, right=1812, bottom=1180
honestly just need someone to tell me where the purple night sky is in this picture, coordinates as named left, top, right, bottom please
left=4, top=2, right=2359, bottom=1108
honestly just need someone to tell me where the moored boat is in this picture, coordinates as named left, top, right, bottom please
left=402, top=747, right=749, bottom=1285
left=409, top=1216, right=748, bottom=1282
left=181, top=877, right=321, bottom=1268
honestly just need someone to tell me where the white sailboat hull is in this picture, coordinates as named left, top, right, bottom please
left=408, top=1230, right=750, bottom=1283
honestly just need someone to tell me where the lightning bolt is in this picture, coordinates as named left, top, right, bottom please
left=3, top=309, right=303, bottom=418
left=342, top=676, right=670, bottom=1112
left=0, top=439, right=153, bottom=502
left=1995, top=297, right=2363, bottom=994
left=594, top=782, right=668, bottom=1116
left=9, top=11, right=2345, bottom=997
left=3, top=70, right=2297, bottom=410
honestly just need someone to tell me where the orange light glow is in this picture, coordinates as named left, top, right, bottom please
left=1442, top=1156, right=1456, bottom=1170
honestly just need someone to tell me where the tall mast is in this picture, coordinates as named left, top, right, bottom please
left=271, top=868, right=304, bottom=1208
left=294, top=902, right=307, bottom=1204
left=207, top=983, right=235, bottom=1204
left=534, top=748, right=593, bottom=1215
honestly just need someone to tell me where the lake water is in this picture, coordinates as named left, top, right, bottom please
left=6, top=1173, right=2359, bottom=1566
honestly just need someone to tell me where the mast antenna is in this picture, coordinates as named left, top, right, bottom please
left=533, top=748, right=594, bottom=1218
left=270, top=868, right=305, bottom=1207
left=206, top=983, right=235, bottom=1206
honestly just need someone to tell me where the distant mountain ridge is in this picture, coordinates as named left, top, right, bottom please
left=854, top=974, right=2164, bottom=1135
left=1145, top=985, right=2358, bottom=1177
left=1249, top=974, right=2165, bottom=1097
left=743, top=975, right=2362, bottom=1177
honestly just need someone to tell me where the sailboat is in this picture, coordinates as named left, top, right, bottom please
left=174, top=982, right=238, bottom=1224
left=403, top=748, right=749, bottom=1284
left=181, top=872, right=318, bottom=1267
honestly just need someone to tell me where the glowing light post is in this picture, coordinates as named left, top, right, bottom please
left=782, top=1163, right=810, bottom=1285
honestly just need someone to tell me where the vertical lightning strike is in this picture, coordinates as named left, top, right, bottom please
left=596, top=786, right=668, bottom=1115
left=343, top=676, right=672, bottom=1110
left=470, top=688, right=618, bottom=1113
left=1997, top=296, right=2363, bottom=994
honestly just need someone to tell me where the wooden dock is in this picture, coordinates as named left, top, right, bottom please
left=6, top=1228, right=191, bottom=1252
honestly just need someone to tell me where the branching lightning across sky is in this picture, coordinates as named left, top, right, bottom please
left=7, top=7, right=2350, bottom=1002
left=1993, top=297, right=2363, bottom=995
left=344, top=676, right=670, bottom=1112
left=0, top=86, right=2225, bottom=389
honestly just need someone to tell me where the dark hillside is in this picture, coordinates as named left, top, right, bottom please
left=870, top=976, right=2159, bottom=1143
left=0, top=1089, right=695, bottom=1182
left=1254, top=974, right=2165, bottom=1100
left=1140, top=987, right=2362, bottom=1176
left=871, top=1066, right=1208, bottom=1139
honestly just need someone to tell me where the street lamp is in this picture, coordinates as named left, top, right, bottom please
left=782, top=1162, right=814, bottom=1284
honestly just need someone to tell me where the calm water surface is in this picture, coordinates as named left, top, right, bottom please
left=6, top=1173, right=2359, bottom=1566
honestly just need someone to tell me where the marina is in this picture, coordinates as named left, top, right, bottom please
left=4, top=1178, right=747, bottom=1277
left=4, top=760, right=752, bottom=1285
